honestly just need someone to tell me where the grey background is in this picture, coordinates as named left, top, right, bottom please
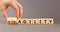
left=0, top=0, right=60, bottom=32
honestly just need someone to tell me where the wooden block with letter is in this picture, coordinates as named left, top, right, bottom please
left=7, top=17, right=17, bottom=24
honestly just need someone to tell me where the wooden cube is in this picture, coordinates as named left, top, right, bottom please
left=7, top=17, right=17, bottom=24
left=7, top=17, right=12, bottom=24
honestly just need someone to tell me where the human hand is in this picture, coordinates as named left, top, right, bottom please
left=1, top=0, right=23, bottom=19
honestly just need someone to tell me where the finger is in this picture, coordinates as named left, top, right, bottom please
left=16, top=1, right=23, bottom=18
left=1, top=5, right=8, bottom=19
left=8, top=2, right=20, bottom=19
left=16, top=1, right=23, bottom=8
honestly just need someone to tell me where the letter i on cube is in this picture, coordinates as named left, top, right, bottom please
left=7, top=17, right=17, bottom=24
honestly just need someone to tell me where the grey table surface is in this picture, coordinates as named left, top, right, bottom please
left=0, top=23, right=60, bottom=32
